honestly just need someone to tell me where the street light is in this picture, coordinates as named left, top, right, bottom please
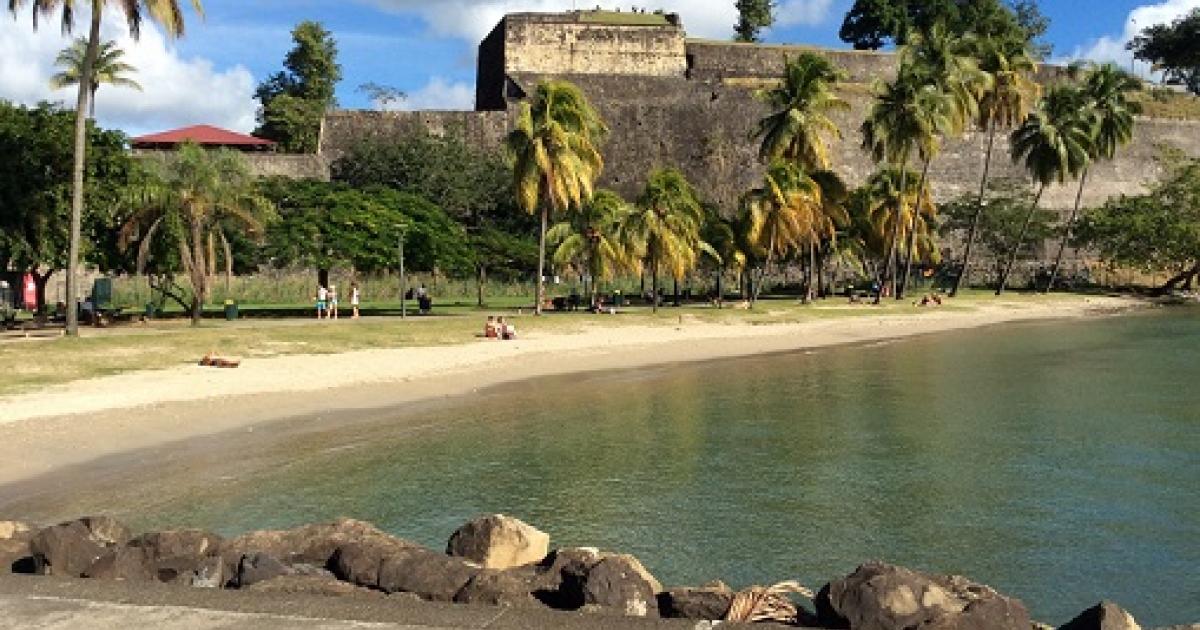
left=398, top=225, right=407, bottom=320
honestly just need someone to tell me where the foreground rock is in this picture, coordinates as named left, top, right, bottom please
left=1058, top=601, right=1144, bottom=630
left=28, top=516, right=131, bottom=577
left=816, top=561, right=1031, bottom=630
left=446, top=514, right=550, bottom=570
left=658, top=581, right=735, bottom=620
left=0, top=521, right=34, bottom=574
left=86, top=529, right=224, bottom=587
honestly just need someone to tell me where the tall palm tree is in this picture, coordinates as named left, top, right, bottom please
left=1043, top=63, right=1141, bottom=292
left=51, top=38, right=141, bottom=118
left=624, top=168, right=715, bottom=314
left=998, top=85, right=1093, bottom=295
left=10, top=0, right=203, bottom=337
left=505, top=80, right=607, bottom=315
left=950, top=39, right=1039, bottom=296
left=547, top=188, right=631, bottom=306
left=861, top=70, right=941, bottom=302
left=742, top=160, right=825, bottom=305
left=896, top=24, right=990, bottom=298
left=754, top=53, right=849, bottom=170
left=862, top=166, right=940, bottom=274
left=119, top=143, right=272, bottom=324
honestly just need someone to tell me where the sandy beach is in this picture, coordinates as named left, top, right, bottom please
left=0, top=295, right=1138, bottom=488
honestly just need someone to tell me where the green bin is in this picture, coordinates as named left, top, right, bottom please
left=224, top=300, right=238, bottom=321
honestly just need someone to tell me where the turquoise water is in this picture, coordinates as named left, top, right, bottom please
left=28, top=309, right=1200, bottom=625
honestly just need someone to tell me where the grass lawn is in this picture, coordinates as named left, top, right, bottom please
left=0, top=290, right=1088, bottom=397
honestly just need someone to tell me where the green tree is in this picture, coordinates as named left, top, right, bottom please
left=860, top=166, right=940, bottom=278
left=1044, top=63, right=1141, bottom=292
left=941, top=184, right=1056, bottom=286
left=838, top=0, right=1042, bottom=52
left=624, top=168, right=715, bottom=313
left=754, top=53, right=848, bottom=169
left=50, top=38, right=141, bottom=118
left=950, top=38, right=1039, bottom=296
left=998, top=85, right=1092, bottom=295
left=547, top=189, right=632, bottom=305
left=1128, top=8, right=1200, bottom=96
left=1074, top=160, right=1200, bottom=292
left=505, top=80, right=607, bottom=315
left=255, top=21, right=341, bottom=152
left=120, top=143, right=273, bottom=324
left=9, top=0, right=203, bottom=336
left=734, top=0, right=775, bottom=42
left=0, top=101, right=132, bottom=310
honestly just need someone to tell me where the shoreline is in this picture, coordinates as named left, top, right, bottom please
left=0, top=295, right=1142, bottom=487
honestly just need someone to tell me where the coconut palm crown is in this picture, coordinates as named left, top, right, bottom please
left=51, top=38, right=141, bottom=117
left=754, top=52, right=849, bottom=169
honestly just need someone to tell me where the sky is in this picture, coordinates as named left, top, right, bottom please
left=0, top=0, right=1196, bottom=136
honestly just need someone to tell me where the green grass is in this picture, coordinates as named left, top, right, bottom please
left=577, top=10, right=672, bottom=26
left=0, top=289, right=1093, bottom=398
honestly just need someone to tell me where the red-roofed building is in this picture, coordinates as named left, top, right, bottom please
left=131, top=125, right=276, bottom=152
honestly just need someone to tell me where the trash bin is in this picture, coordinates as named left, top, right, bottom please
left=613, top=291, right=624, bottom=307
left=144, top=303, right=156, bottom=318
left=224, top=300, right=238, bottom=321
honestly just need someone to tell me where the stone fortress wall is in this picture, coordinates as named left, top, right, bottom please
left=318, top=10, right=1200, bottom=225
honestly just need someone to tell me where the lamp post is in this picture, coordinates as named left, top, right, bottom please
left=395, top=224, right=407, bottom=319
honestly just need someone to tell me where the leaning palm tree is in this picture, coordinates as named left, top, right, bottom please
left=950, top=38, right=1039, bottom=296
left=754, top=53, right=849, bottom=170
left=51, top=38, right=142, bottom=118
left=119, top=143, right=273, bottom=324
left=10, top=0, right=204, bottom=337
left=896, top=24, right=990, bottom=298
left=506, top=80, right=608, bottom=315
left=742, top=160, right=826, bottom=305
left=547, top=188, right=631, bottom=306
left=998, top=85, right=1093, bottom=295
left=1043, top=63, right=1141, bottom=292
left=623, top=168, right=716, bottom=314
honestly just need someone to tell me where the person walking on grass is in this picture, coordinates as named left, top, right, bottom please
left=329, top=284, right=340, bottom=320
left=350, top=282, right=361, bottom=319
left=316, top=284, right=328, bottom=320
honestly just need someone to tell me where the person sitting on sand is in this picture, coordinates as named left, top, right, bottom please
left=919, top=294, right=932, bottom=307
left=485, top=315, right=499, bottom=338
left=498, top=316, right=516, bottom=340
left=932, top=294, right=943, bottom=306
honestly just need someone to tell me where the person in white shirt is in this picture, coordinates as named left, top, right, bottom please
left=316, top=285, right=328, bottom=319
left=350, top=282, right=361, bottom=319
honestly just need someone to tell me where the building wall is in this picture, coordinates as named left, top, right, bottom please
left=501, top=13, right=688, bottom=79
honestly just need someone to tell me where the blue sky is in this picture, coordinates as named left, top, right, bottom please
left=1, top=0, right=1195, bottom=134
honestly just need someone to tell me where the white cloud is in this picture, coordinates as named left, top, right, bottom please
left=382, top=76, right=475, bottom=111
left=360, top=0, right=741, bottom=41
left=0, top=5, right=256, bottom=135
left=1064, top=0, right=1200, bottom=76
left=776, top=0, right=835, bottom=27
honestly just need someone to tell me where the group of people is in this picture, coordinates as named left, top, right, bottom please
left=484, top=315, right=517, bottom=340
left=315, top=282, right=361, bottom=320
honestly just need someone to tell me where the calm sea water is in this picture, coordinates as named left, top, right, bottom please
left=41, top=309, right=1200, bottom=624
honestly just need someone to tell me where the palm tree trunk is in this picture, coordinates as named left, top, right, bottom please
left=536, top=204, right=548, bottom=315
left=805, top=243, right=816, bottom=303
left=899, top=157, right=933, bottom=299
left=997, top=184, right=1046, bottom=296
left=752, top=232, right=776, bottom=306
left=673, top=277, right=680, bottom=307
left=89, top=85, right=97, bottom=119
left=876, top=156, right=909, bottom=304
left=952, top=119, right=998, bottom=297
left=190, top=218, right=206, bottom=325
left=477, top=263, right=486, bottom=308
left=651, top=257, right=659, bottom=314
left=64, top=3, right=103, bottom=337
left=1045, top=167, right=1088, bottom=293
left=715, top=269, right=723, bottom=307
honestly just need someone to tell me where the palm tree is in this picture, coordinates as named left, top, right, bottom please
left=547, top=188, right=631, bottom=306
left=861, top=71, right=941, bottom=301
left=1043, top=63, right=1141, bottom=292
left=742, top=160, right=825, bottom=305
left=119, top=143, right=272, bottom=324
left=998, top=85, right=1093, bottom=295
left=10, top=0, right=203, bottom=337
left=862, top=166, right=940, bottom=275
left=624, top=168, right=716, bottom=314
left=896, top=24, right=990, bottom=298
left=950, top=39, right=1039, bottom=296
left=754, top=53, right=849, bottom=170
left=505, top=80, right=607, bottom=315
left=51, top=38, right=141, bottom=118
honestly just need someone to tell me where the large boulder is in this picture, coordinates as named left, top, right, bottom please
left=221, top=518, right=397, bottom=577
left=530, top=547, right=604, bottom=609
left=446, top=514, right=550, bottom=570
left=815, top=562, right=1031, bottom=630
left=1058, top=601, right=1143, bottom=630
left=579, top=554, right=661, bottom=617
left=658, top=582, right=735, bottom=620
left=0, top=521, right=34, bottom=574
left=328, top=535, right=419, bottom=589
left=454, top=568, right=542, bottom=607
left=377, top=547, right=481, bottom=601
left=86, top=529, right=224, bottom=587
left=28, top=516, right=131, bottom=577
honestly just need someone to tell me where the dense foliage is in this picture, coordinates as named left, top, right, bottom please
left=839, top=0, right=1048, bottom=55
left=734, top=0, right=775, bottom=43
left=1128, top=8, right=1200, bottom=96
left=256, top=21, right=342, bottom=153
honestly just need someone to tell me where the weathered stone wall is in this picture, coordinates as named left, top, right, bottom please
left=501, top=13, right=687, bottom=79
left=686, top=40, right=896, bottom=84
left=242, top=154, right=331, bottom=181
left=318, top=110, right=510, bottom=162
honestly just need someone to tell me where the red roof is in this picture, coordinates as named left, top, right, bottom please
left=132, top=124, right=275, bottom=148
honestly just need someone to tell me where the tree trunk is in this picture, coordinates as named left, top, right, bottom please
left=997, top=184, right=1046, bottom=296
left=876, top=155, right=909, bottom=304
left=651, top=257, right=659, bottom=314
left=752, top=232, right=776, bottom=306
left=952, top=119, right=999, bottom=297
left=536, top=205, right=547, bottom=315
left=64, top=4, right=103, bottom=337
left=477, top=263, right=486, bottom=308
left=1045, top=167, right=1088, bottom=293
left=805, top=243, right=816, bottom=303
left=33, top=269, right=53, bottom=315
left=673, top=277, right=680, bottom=307
left=715, top=270, right=723, bottom=307
left=1157, top=261, right=1200, bottom=294
left=816, top=247, right=827, bottom=299
left=190, top=219, right=207, bottom=325
left=900, top=156, right=933, bottom=299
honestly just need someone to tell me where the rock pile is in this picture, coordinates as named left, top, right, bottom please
left=0, top=514, right=1188, bottom=628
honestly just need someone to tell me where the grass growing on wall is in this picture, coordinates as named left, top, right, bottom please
left=577, top=10, right=672, bottom=26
